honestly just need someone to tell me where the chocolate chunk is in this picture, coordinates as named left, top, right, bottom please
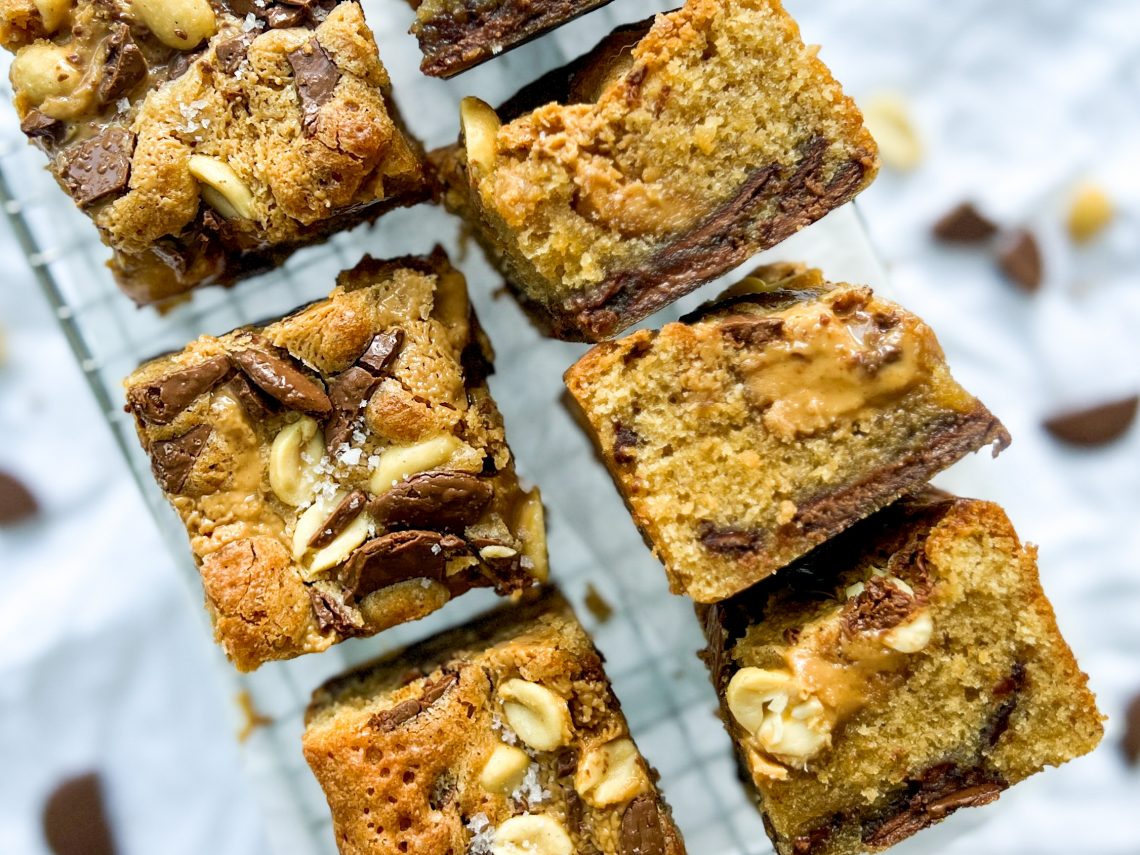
left=620, top=796, right=668, bottom=855
left=308, top=490, right=367, bottom=549
left=127, top=355, right=231, bottom=424
left=843, top=575, right=917, bottom=635
left=148, top=424, right=211, bottom=493
left=697, top=521, right=764, bottom=555
left=307, top=580, right=364, bottom=635
left=997, top=229, right=1043, bottom=293
left=357, top=330, right=404, bottom=375
left=166, top=48, right=204, bottom=81
left=0, top=470, right=38, bottom=525
left=368, top=471, right=493, bottom=531
left=324, top=366, right=382, bottom=450
left=420, top=671, right=459, bottom=706
left=20, top=109, right=63, bottom=146
left=555, top=747, right=579, bottom=779
left=98, top=24, right=148, bottom=104
left=342, top=530, right=466, bottom=598
left=224, top=371, right=275, bottom=420
left=611, top=422, right=641, bottom=464
left=287, top=39, right=340, bottom=133
left=59, top=127, right=134, bottom=208
left=231, top=345, right=331, bottom=416
left=266, top=3, right=305, bottom=27
left=42, top=772, right=116, bottom=855
left=1043, top=395, right=1138, bottom=447
left=932, top=202, right=998, bottom=243
left=215, top=32, right=257, bottom=75
left=720, top=316, right=785, bottom=348
left=982, top=663, right=1026, bottom=747
left=792, top=822, right=834, bottom=854
left=1123, top=692, right=1140, bottom=766
left=369, top=672, right=457, bottom=732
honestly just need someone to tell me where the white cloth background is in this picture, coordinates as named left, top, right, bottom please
left=1, top=0, right=1138, bottom=852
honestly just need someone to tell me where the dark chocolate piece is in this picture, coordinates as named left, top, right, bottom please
left=720, top=316, right=785, bottom=348
left=307, top=580, right=365, bottom=635
left=697, top=522, right=764, bottom=555
left=1124, top=692, right=1140, bottom=766
left=843, top=574, right=917, bottom=635
left=231, top=345, right=332, bottom=416
left=620, top=795, right=669, bottom=855
left=932, top=202, right=998, bottom=243
left=982, top=663, right=1026, bottom=748
left=127, top=355, right=231, bottom=424
left=308, top=490, right=367, bottom=549
left=0, top=470, right=38, bottom=525
left=1043, top=395, right=1138, bottom=447
left=611, top=423, right=641, bottom=464
left=997, top=229, right=1043, bottom=293
left=59, top=127, right=134, bottom=208
left=368, top=672, right=458, bottom=731
left=342, top=530, right=466, bottom=598
left=97, top=24, right=148, bottom=104
left=357, top=330, right=404, bottom=375
left=42, top=772, right=117, bottom=855
left=267, top=3, right=305, bottom=27
left=148, top=424, right=212, bottom=493
left=287, top=39, right=340, bottom=133
left=215, top=32, right=257, bottom=75
left=367, top=471, right=493, bottom=531
left=20, top=109, right=63, bottom=146
left=324, top=366, right=382, bottom=450
left=224, top=372, right=275, bottom=420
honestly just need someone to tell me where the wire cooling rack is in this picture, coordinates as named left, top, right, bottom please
left=0, top=2, right=912, bottom=853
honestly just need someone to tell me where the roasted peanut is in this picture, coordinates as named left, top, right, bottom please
left=269, top=416, right=325, bottom=506
left=131, top=0, right=217, bottom=49
left=10, top=43, right=82, bottom=106
left=32, top=0, right=71, bottom=33
left=368, top=434, right=463, bottom=494
left=188, top=155, right=255, bottom=220
left=497, top=679, right=571, bottom=753
left=479, top=743, right=531, bottom=795
left=726, top=667, right=831, bottom=767
left=493, top=814, right=572, bottom=855
left=460, top=96, right=500, bottom=174
left=574, top=738, right=648, bottom=808
left=882, top=610, right=934, bottom=653
left=514, top=488, right=548, bottom=582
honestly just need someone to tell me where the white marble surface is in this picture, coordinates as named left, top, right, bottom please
left=1, top=0, right=1139, bottom=853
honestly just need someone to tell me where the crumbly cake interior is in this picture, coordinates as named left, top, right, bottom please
left=702, top=492, right=1103, bottom=855
left=124, top=251, right=546, bottom=670
left=304, top=592, right=685, bottom=855
left=564, top=265, right=1008, bottom=603
left=2, top=0, right=425, bottom=304
left=436, top=0, right=877, bottom=336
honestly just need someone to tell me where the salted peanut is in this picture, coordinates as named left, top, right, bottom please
left=291, top=493, right=340, bottom=560
left=493, top=814, right=573, bottom=855
left=308, top=513, right=372, bottom=575
left=479, top=743, right=531, bottom=795
left=479, top=544, right=518, bottom=561
left=32, top=0, right=70, bottom=32
left=188, top=155, right=255, bottom=221
left=727, top=667, right=831, bottom=767
left=725, top=667, right=794, bottom=735
left=883, top=610, right=934, bottom=653
left=131, top=0, right=216, bottom=49
left=515, top=488, right=548, bottom=581
left=1067, top=183, right=1113, bottom=243
left=460, top=97, right=500, bottom=175
left=269, top=416, right=325, bottom=506
left=10, top=43, right=82, bottom=106
left=574, top=737, right=649, bottom=808
left=861, top=92, right=922, bottom=171
left=498, top=679, right=571, bottom=752
left=368, top=434, right=464, bottom=493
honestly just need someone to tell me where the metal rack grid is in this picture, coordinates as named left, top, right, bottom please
left=0, top=2, right=897, bottom=853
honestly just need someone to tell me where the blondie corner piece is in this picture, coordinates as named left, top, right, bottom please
left=1, top=0, right=428, bottom=307
left=124, top=249, right=547, bottom=671
left=409, top=0, right=616, bottom=78
left=698, top=489, right=1103, bottom=855
left=303, top=588, right=686, bottom=855
left=432, top=0, right=878, bottom=341
left=564, top=264, right=1010, bottom=603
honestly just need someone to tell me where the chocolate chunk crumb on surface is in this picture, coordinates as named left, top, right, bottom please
left=42, top=772, right=117, bottom=855
left=287, top=38, right=342, bottom=133
left=0, top=470, right=38, bottom=525
left=1043, top=395, right=1138, bottom=447
left=58, top=127, right=134, bottom=208
left=932, top=202, right=998, bottom=243
left=1124, top=693, right=1140, bottom=766
left=996, top=229, right=1043, bottom=293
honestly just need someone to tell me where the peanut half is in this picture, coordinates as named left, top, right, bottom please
left=479, top=743, right=531, bottom=795
left=269, top=416, right=325, bottom=506
left=460, top=97, right=501, bottom=175
left=497, top=679, right=571, bottom=753
left=574, top=738, right=649, bottom=808
left=189, top=155, right=256, bottom=220
left=493, top=814, right=572, bottom=855
left=131, top=0, right=216, bottom=49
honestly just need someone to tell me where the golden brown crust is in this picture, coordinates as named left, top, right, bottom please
left=304, top=591, right=686, bottom=855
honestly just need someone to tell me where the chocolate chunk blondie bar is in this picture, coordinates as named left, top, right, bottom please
left=564, top=264, right=1009, bottom=603
left=699, top=489, right=1103, bottom=855
left=2, top=0, right=427, bottom=306
left=434, top=0, right=878, bottom=341
left=124, top=250, right=546, bottom=670
left=409, top=0, right=615, bottom=78
left=303, top=589, right=685, bottom=855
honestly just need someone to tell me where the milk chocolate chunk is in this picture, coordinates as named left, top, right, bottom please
left=368, top=471, right=493, bottom=531
left=149, top=424, right=212, bottom=492
left=224, top=371, right=274, bottom=420
left=324, top=366, right=382, bottom=449
left=267, top=4, right=305, bottom=27
left=343, top=530, right=465, bottom=597
left=720, top=316, right=785, bottom=348
left=620, top=795, right=669, bottom=855
left=612, top=423, right=640, bottom=464
left=862, top=765, right=1005, bottom=848
left=697, top=522, right=763, bottom=555
left=307, top=580, right=365, bottom=635
left=1043, top=395, right=1138, bottom=447
left=20, top=109, right=63, bottom=145
left=59, top=127, right=134, bottom=208
left=843, top=574, right=917, bottom=634
left=997, top=229, right=1043, bottom=293
left=287, top=39, right=340, bottom=132
left=308, top=490, right=367, bottom=549
left=127, top=355, right=231, bottom=424
left=231, top=345, right=331, bottom=416
left=932, top=202, right=998, bottom=243
left=42, top=772, right=117, bottom=855
left=98, top=24, right=148, bottom=104
left=0, top=470, right=38, bottom=525
left=215, top=32, right=257, bottom=75
left=357, top=330, right=404, bottom=375
left=1123, top=692, right=1140, bottom=766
